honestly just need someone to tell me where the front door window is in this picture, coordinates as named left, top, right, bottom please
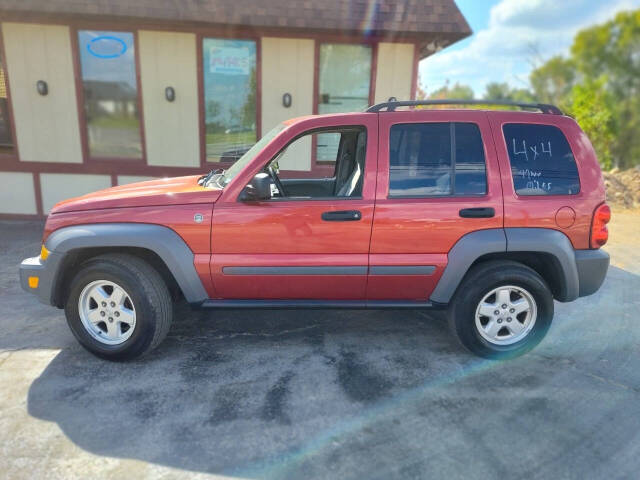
left=265, top=127, right=367, bottom=199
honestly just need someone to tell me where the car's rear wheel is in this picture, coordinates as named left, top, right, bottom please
left=65, top=254, right=172, bottom=361
left=447, top=260, right=553, bottom=359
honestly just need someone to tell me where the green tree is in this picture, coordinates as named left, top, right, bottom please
left=570, top=9, right=640, bottom=168
left=483, top=82, right=536, bottom=102
left=529, top=56, right=575, bottom=110
left=509, top=88, right=537, bottom=103
left=483, top=82, right=511, bottom=100
left=427, top=81, right=475, bottom=100
left=528, top=9, right=640, bottom=168
left=571, top=78, right=615, bottom=169
left=242, top=66, right=257, bottom=129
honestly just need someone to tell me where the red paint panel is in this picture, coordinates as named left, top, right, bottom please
left=214, top=253, right=369, bottom=267
left=211, top=112, right=378, bottom=299
left=371, top=110, right=503, bottom=255
left=211, top=253, right=368, bottom=299
left=212, top=201, right=374, bottom=254
left=488, top=112, right=606, bottom=249
left=211, top=201, right=373, bottom=298
left=43, top=203, right=213, bottom=254
left=194, top=253, right=216, bottom=298
left=212, top=274, right=367, bottom=300
left=370, top=197, right=502, bottom=254
left=50, top=176, right=221, bottom=214
left=369, top=110, right=503, bottom=300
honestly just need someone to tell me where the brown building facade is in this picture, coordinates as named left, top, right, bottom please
left=0, top=0, right=470, bottom=217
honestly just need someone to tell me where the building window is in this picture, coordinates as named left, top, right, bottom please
left=78, top=30, right=142, bottom=159
left=317, top=44, right=371, bottom=161
left=389, top=122, right=487, bottom=197
left=503, top=123, right=580, bottom=195
left=202, top=38, right=257, bottom=163
left=0, top=47, right=14, bottom=155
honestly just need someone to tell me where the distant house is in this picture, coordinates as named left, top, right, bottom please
left=0, top=0, right=470, bottom=217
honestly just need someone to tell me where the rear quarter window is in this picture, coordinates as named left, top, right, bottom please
left=503, top=123, right=580, bottom=196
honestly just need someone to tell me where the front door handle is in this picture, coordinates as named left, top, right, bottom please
left=459, top=207, right=495, bottom=218
left=321, top=210, right=362, bottom=221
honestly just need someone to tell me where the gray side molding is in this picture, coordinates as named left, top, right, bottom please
left=505, top=228, right=579, bottom=301
left=222, top=266, right=367, bottom=275
left=369, top=265, right=436, bottom=275
left=45, top=223, right=209, bottom=303
left=430, top=229, right=507, bottom=304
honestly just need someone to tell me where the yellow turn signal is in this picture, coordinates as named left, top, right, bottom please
left=40, top=245, right=50, bottom=261
left=28, top=276, right=39, bottom=288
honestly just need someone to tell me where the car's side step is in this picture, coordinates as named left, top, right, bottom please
left=199, top=299, right=445, bottom=309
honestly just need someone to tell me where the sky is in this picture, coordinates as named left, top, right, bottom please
left=419, top=0, right=640, bottom=97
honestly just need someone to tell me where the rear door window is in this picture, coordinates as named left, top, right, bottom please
left=389, top=122, right=487, bottom=197
left=503, top=123, right=580, bottom=196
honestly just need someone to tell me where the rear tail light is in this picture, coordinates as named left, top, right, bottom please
left=590, top=204, right=611, bottom=249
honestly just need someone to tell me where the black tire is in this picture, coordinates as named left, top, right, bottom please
left=64, top=253, right=173, bottom=361
left=447, top=260, right=553, bottom=359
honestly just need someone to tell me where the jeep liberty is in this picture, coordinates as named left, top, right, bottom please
left=20, top=100, right=611, bottom=361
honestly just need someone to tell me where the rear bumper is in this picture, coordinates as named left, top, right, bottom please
left=19, top=253, right=62, bottom=306
left=575, top=249, right=609, bottom=297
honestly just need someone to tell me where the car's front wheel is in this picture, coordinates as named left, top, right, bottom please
left=447, top=260, right=554, bottom=359
left=64, top=253, right=173, bottom=361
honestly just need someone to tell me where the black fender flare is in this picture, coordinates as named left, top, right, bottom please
left=45, top=223, right=208, bottom=304
left=429, top=228, right=579, bottom=304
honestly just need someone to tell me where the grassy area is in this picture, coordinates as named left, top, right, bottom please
left=205, top=131, right=255, bottom=146
left=90, top=116, right=140, bottom=130
left=205, top=131, right=255, bottom=160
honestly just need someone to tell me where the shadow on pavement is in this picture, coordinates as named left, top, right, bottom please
left=25, top=266, right=640, bottom=479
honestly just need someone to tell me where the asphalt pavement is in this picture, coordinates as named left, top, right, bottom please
left=0, top=213, right=638, bottom=480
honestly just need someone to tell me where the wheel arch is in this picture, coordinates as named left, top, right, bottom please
left=465, top=251, right=566, bottom=300
left=429, top=228, right=579, bottom=304
left=45, top=223, right=208, bottom=307
left=53, top=246, right=181, bottom=308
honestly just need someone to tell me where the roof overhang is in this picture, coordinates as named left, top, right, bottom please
left=0, top=0, right=471, bottom=59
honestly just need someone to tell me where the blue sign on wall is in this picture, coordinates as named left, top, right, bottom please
left=87, top=35, right=128, bottom=59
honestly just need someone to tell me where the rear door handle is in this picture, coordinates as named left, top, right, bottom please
left=321, top=210, right=362, bottom=221
left=459, top=207, right=495, bottom=218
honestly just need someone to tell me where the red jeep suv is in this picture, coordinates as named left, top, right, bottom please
left=20, top=100, right=610, bottom=361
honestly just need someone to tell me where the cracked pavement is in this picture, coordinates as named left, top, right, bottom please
left=1, top=212, right=639, bottom=480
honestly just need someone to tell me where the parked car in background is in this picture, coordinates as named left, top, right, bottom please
left=20, top=100, right=610, bottom=361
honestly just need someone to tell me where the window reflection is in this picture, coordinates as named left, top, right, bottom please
left=503, top=123, right=580, bottom=196
left=202, top=38, right=257, bottom=163
left=317, top=44, right=371, bottom=162
left=0, top=49, right=14, bottom=155
left=78, top=30, right=142, bottom=159
left=389, top=122, right=487, bottom=197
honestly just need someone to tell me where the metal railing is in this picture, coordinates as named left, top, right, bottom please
left=366, top=99, right=563, bottom=115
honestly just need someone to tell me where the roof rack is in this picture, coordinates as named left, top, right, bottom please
left=366, top=99, right=563, bottom=115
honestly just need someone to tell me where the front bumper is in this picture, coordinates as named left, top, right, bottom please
left=19, top=253, right=62, bottom=306
left=575, top=249, right=610, bottom=297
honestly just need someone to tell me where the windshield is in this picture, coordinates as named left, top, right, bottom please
left=206, top=123, right=286, bottom=188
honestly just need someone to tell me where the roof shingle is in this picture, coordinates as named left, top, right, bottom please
left=0, top=0, right=471, bottom=58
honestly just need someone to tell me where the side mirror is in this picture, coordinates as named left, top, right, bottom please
left=240, top=172, right=272, bottom=201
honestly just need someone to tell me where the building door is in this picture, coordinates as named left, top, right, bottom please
left=210, top=114, right=377, bottom=300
